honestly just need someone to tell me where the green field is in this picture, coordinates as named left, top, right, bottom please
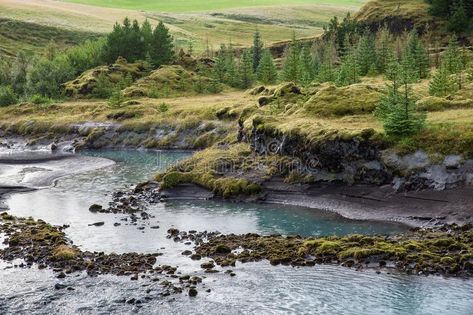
left=63, top=0, right=365, bottom=12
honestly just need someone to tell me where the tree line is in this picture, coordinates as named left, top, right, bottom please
left=426, top=0, right=473, bottom=33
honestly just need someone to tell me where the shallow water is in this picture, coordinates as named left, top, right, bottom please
left=1, top=150, right=473, bottom=314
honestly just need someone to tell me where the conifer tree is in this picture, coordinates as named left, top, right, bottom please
left=299, top=45, right=315, bottom=85
left=336, top=47, right=359, bottom=86
left=405, top=30, right=430, bottom=79
left=224, top=46, right=238, bottom=87
left=238, top=50, right=254, bottom=89
left=130, top=19, right=145, bottom=61
left=252, top=29, right=264, bottom=72
left=356, top=34, right=376, bottom=76
left=282, top=35, right=301, bottom=83
left=448, top=0, right=469, bottom=33
left=442, top=36, right=465, bottom=89
left=257, top=49, right=278, bottom=84
left=317, top=57, right=336, bottom=83
left=141, top=19, right=153, bottom=53
left=312, top=56, right=321, bottom=79
left=429, top=65, right=457, bottom=97
left=375, top=27, right=394, bottom=74
left=213, top=44, right=228, bottom=82
left=375, top=57, right=426, bottom=136
left=400, top=54, right=419, bottom=84
left=150, top=21, right=174, bottom=68
left=442, top=36, right=464, bottom=75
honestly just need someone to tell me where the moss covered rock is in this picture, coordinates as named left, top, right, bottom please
left=304, top=83, right=383, bottom=117
left=122, top=65, right=219, bottom=98
left=64, top=57, right=149, bottom=98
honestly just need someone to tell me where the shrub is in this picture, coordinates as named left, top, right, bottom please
left=158, top=102, right=169, bottom=112
left=27, top=55, right=75, bottom=98
left=0, top=86, right=18, bottom=107
left=30, top=94, right=52, bottom=105
left=108, top=89, right=125, bottom=107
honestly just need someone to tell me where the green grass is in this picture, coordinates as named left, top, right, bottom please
left=0, top=18, right=100, bottom=58
left=64, top=0, right=366, bottom=12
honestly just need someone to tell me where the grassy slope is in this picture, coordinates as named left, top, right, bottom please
left=0, top=0, right=366, bottom=54
left=0, top=18, right=100, bottom=58
left=63, top=0, right=366, bottom=12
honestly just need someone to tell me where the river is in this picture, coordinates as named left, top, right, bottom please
left=0, top=149, right=472, bottom=314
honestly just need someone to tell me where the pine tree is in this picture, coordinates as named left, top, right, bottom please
left=448, top=0, right=469, bottom=34
left=224, top=46, right=238, bottom=87
left=375, top=27, right=394, bottom=74
left=375, top=58, right=426, bottom=137
left=356, top=34, right=376, bottom=76
left=317, top=58, right=336, bottom=83
left=405, top=30, right=430, bottom=80
left=238, top=50, right=254, bottom=89
left=141, top=19, right=153, bottom=54
left=282, top=35, right=301, bottom=82
left=440, top=36, right=465, bottom=90
left=130, top=19, right=145, bottom=61
left=299, top=45, right=315, bottom=85
left=442, top=36, right=464, bottom=75
left=150, top=21, right=174, bottom=68
left=257, top=49, right=278, bottom=84
left=252, top=29, right=264, bottom=72
left=429, top=65, right=457, bottom=97
left=312, top=55, right=321, bottom=78
left=336, top=47, right=359, bottom=86
left=400, top=53, right=419, bottom=84
left=213, top=44, right=228, bottom=82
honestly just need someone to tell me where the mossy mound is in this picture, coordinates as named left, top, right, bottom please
left=156, top=143, right=262, bottom=198
left=255, top=82, right=304, bottom=107
left=174, top=49, right=215, bottom=72
left=191, top=224, right=473, bottom=276
left=417, top=96, right=473, bottom=112
left=122, top=65, right=219, bottom=98
left=64, top=57, right=149, bottom=97
left=304, top=83, right=383, bottom=117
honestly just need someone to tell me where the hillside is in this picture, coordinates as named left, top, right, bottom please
left=0, top=0, right=365, bottom=55
left=0, top=18, right=100, bottom=59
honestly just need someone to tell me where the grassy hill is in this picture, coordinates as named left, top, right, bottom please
left=0, top=0, right=366, bottom=55
left=63, top=0, right=366, bottom=12
left=0, top=18, right=100, bottom=59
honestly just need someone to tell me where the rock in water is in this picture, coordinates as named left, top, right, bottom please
left=188, top=288, right=198, bottom=297
left=88, top=221, right=105, bottom=227
left=89, top=204, right=103, bottom=213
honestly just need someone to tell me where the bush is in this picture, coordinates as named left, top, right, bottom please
left=0, top=86, right=18, bottom=107
left=92, top=74, right=115, bottom=98
left=30, top=94, right=52, bottom=105
left=27, top=55, right=75, bottom=98
left=158, top=102, right=169, bottom=112
left=108, top=89, right=125, bottom=107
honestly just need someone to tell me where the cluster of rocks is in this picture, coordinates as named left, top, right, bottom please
left=88, top=182, right=162, bottom=225
left=0, top=212, right=204, bottom=296
left=169, top=225, right=473, bottom=277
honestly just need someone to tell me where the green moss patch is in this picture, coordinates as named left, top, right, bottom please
left=304, top=83, right=383, bottom=117
left=64, top=57, right=149, bottom=97
left=191, top=224, right=473, bottom=276
left=122, top=65, right=220, bottom=98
